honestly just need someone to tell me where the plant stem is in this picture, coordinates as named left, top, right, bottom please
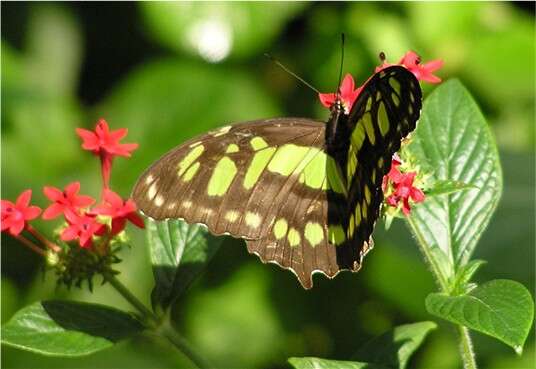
left=406, top=217, right=478, bottom=369
left=14, top=234, right=46, bottom=257
left=26, top=225, right=61, bottom=253
left=104, top=273, right=159, bottom=326
left=105, top=273, right=210, bottom=369
left=159, top=320, right=212, bottom=369
left=458, top=325, right=478, bottom=369
left=407, top=216, right=450, bottom=292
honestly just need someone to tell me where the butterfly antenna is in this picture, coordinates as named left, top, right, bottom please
left=264, top=53, right=320, bottom=94
left=335, top=33, right=345, bottom=97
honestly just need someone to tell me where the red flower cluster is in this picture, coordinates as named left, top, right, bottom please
left=319, top=50, right=443, bottom=112
left=2, top=119, right=144, bottom=251
left=382, top=155, right=425, bottom=215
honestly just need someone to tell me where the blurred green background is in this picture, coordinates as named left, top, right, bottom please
left=1, top=2, right=534, bottom=368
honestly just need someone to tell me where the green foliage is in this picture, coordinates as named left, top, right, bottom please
left=404, top=79, right=534, bottom=361
left=290, top=322, right=437, bottom=369
left=289, top=358, right=385, bottom=369
left=147, top=219, right=222, bottom=311
left=426, top=280, right=534, bottom=354
left=140, top=2, right=305, bottom=60
left=407, top=79, right=502, bottom=286
left=1, top=301, right=143, bottom=356
left=425, top=180, right=477, bottom=198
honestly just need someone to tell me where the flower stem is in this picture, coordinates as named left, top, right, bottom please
left=158, top=320, right=212, bottom=369
left=26, top=225, right=61, bottom=253
left=458, top=325, right=478, bottom=369
left=104, top=273, right=210, bottom=369
left=14, top=234, right=46, bottom=257
left=103, top=273, right=159, bottom=326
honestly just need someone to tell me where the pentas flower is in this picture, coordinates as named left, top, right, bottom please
left=319, top=74, right=363, bottom=114
left=76, top=119, right=138, bottom=189
left=42, top=182, right=95, bottom=220
left=382, top=155, right=425, bottom=215
left=376, top=50, right=443, bottom=84
left=92, top=189, right=145, bottom=235
left=1, top=190, right=42, bottom=236
left=61, top=210, right=106, bottom=248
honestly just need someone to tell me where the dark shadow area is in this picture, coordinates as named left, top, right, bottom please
left=41, top=300, right=143, bottom=342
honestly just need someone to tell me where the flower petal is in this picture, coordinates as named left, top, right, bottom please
left=16, top=190, right=32, bottom=208
left=43, top=186, right=63, bottom=201
left=318, top=93, right=336, bottom=108
left=61, top=226, right=78, bottom=241
left=64, top=182, right=81, bottom=196
left=103, top=189, right=124, bottom=208
left=339, top=74, right=355, bottom=96
left=109, top=128, right=128, bottom=141
left=23, top=206, right=41, bottom=220
left=42, top=203, right=64, bottom=220
left=74, top=195, right=95, bottom=208
left=127, top=212, right=145, bottom=229
left=111, top=217, right=127, bottom=235
left=75, top=128, right=99, bottom=150
left=10, top=220, right=25, bottom=236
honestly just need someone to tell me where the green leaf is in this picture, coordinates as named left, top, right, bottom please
left=289, top=322, right=436, bottom=369
left=425, top=279, right=534, bottom=354
left=288, top=357, right=387, bottom=369
left=140, top=2, right=305, bottom=60
left=451, top=259, right=486, bottom=295
left=407, top=80, right=502, bottom=284
left=1, top=301, right=143, bottom=357
left=354, top=321, right=437, bottom=369
left=147, top=219, right=223, bottom=311
left=425, top=180, right=477, bottom=197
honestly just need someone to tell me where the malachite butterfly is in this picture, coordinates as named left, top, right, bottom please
left=132, top=65, right=422, bottom=289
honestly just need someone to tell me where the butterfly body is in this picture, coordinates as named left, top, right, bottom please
left=133, top=66, right=422, bottom=288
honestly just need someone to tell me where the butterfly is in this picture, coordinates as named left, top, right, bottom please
left=132, top=65, right=422, bottom=289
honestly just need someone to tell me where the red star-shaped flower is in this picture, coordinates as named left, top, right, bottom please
left=91, top=189, right=145, bottom=235
left=376, top=51, right=443, bottom=84
left=318, top=74, right=363, bottom=113
left=42, top=182, right=95, bottom=220
left=384, top=171, right=425, bottom=215
left=76, top=119, right=138, bottom=189
left=61, top=210, right=106, bottom=248
left=1, top=190, right=42, bottom=236
left=382, top=154, right=425, bottom=215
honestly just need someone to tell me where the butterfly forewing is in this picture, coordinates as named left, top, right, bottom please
left=342, top=66, right=422, bottom=257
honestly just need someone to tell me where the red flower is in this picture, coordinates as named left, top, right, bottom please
left=92, top=189, right=145, bottom=235
left=382, top=154, right=403, bottom=191
left=386, top=172, right=425, bottom=215
left=76, top=119, right=138, bottom=189
left=319, top=74, right=363, bottom=113
left=376, top=51, right=443, bottom=84
left=42, top=182, right=95, bottom=220
left=1, top=190, right=42, bottom=236
left=61, top=210, right=106, bottom=248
